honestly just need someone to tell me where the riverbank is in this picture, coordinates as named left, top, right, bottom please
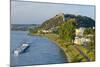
left=43, top=34, right=71, bottom=62
left=43, top=34, right=87, bottom=62
left=29, top=33, right=95, bottom=62
left=41, top=33, right=95, bottom=62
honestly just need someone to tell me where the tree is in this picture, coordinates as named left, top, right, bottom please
left=84, top=28, right=95, bottom=35
left=59, top=18, right=77, bottom=43
left=83, top=28, right=95, bottom=52
left=28, top=27, right=38, bottom=34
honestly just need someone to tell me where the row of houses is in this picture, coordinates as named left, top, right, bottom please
left=37, top=27, right=94, bottom=45
left=74, top=27, right=94, bottom=45
left=74, top=37, right=91, bottom=45
left=38, top=29, right=52, bottom=34
left=37, top=26, right=59, bottom=34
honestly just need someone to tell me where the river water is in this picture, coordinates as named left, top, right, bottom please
left=10, top=31, right=67, bottom=66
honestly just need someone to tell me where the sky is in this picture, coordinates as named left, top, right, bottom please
left=11, top=1, right=95, bottom=24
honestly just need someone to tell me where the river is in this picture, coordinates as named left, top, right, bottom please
left=10, top=31, right=67, bottom=66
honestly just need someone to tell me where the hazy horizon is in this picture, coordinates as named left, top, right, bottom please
left=11, top=1, right=95, bottom=24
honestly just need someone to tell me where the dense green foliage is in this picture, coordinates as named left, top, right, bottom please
left=84, top=28, right=95, bottom=35
left=28, top=27, right=38, bottom=34
left=84, top=28, right=95, bottom=52
left=64, top=14, right=95, bottom=28
left=40, top=16, right=64, bottom=30
left=59, top=19, right=76, bottom=42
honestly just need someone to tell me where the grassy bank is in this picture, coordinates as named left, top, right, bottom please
left=29, top=33, right=95, bottom=62
left=43, top=33, right=95, bottom=62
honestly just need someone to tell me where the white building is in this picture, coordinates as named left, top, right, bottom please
left=38, top=30, right=52, bottom=34
left=75, top=27, right=85, bottom=36
left=74, top=37, right=90, bottom=45
left=74, top=27, right=91, bottom=45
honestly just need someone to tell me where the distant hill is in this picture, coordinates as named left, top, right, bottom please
left=39, top=13, right=95, bottom=30
left=11, top=24, right=40, bottom=31
left=64, top=14, right=95, bottom=28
